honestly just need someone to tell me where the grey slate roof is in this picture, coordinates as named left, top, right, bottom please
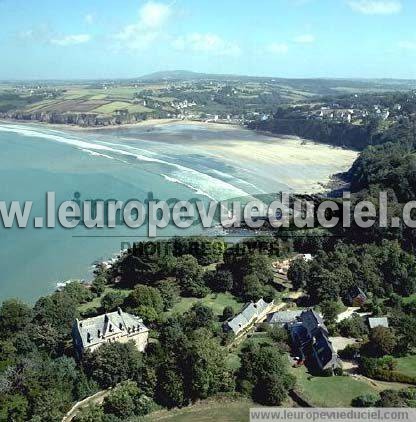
left=300, top=309, right=328, bottom=336
left=313, top=330, right=341, bottom=370
left=227, top=298, right=272, bottom=334
left=289, top=308, right=341, bottom=372
left=267, top=310, right=302, bottom=325
left=74, top=308, right=148, bottom=349
left=368, top=317, right=389, bottom=329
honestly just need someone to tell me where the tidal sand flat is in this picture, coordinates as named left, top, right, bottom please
left=0, top=121, right=357, bottom=301
left=100, top=121, right=358, bottom=194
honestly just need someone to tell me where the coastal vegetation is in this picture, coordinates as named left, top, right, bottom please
left=1, top=76, right=415, bottom=127
left=3, top=81, right=416, bottom=419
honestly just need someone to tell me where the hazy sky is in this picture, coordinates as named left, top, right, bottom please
left=1, top=0, right=416, bottom=80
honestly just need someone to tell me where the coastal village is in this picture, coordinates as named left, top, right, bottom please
left=2, top=77, right=416, bottom=420
left=2, top=76, right=415, bottom=128
left=52, top=243, right=412, bottom=421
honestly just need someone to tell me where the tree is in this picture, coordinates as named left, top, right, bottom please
left=91, top=276, right=107, bottom=296
left=242, top=274, right=264, bottom=301
left=136, top=305, right=159, bottom=323
left=31, top=388, right=72, bottom=422
left=116, top=243, right=176, bottom=286
left=238, top=343, right=295, bottom=405
left=306, top=267, right=341, bottom=303
left=0, top=299, right=32, bottom=338
left=268, top=325, right=289, bottom=343
left=102, top=381, right=140, bottom=419
left=155, top=366, right=187, bottom=408
left=222, top=306, right=235, bottom=321
left=378, top=390, right=407, bottom=407
left=393, top=315, right=416, bottom=354
left=184, top=304, right=215, bottom=331
left=172, top=237, right=225, bottom=265
left=368, top=326, right=397, bottom=357
left=287, top=258, right=309, bottom=290
left=253, top=373, right=287, bottom=406
left=126, top=285, right=163, bottom=314
left=74, top=404, right=104, bottom=422
left=175, top=255, right=209, bottom=297
left=61, top=281, right=93, bottom=304
left=1, top=394, right=28, bottom=422
left=100, top=291, right=125, bottom=312
left=205, top=270, right=233, bottom=293
left=26, top=322, right=64, bottom=356
left=223, top=248, right=273, bottom=295
left=339, top=314, right=369, bottom=338
left=352, top=394, right=379, bottom=407
left=320, top=301, right=342, bottom=328
left=33, top=292, right=78, bottom=338
left=186, top=329, right=229, bottom=400
left=156, top=280, right=180, bottom=311
left=83, top=341, right=143, bottom=388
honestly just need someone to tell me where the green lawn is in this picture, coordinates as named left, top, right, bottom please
left=165, top=293, right=243, bottom=318
left=145, top=396, right=254, bottom=422
left=291, top=365, right=379, bottom=407
left=402, top=294, right=416, bottom=305
left=396, top=355, right=416, bottom=377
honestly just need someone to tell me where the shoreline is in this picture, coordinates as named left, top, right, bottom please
left=0, top=117, right=243, bottom=133
left=0, top=118, right=358, bottom=303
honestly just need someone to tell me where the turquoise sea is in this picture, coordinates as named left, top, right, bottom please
left=0, top=121, right=357, bottom=302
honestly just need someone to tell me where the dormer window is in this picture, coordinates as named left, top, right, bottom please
left=119, top=323, right=123, bottom=330
left=87, top=333, right=92, bottom=343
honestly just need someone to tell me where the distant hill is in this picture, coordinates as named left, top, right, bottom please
left=137, top=70, right=272, bottom=82
left=137, top=70, right=416, bottom=91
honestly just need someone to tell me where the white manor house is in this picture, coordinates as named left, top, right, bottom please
left=72, top=308, right=149, bottom=357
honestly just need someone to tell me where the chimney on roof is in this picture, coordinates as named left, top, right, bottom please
left=117, top=307, right=122, bottom=315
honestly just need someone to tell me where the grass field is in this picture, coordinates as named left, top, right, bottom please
left=396, top=355, right=416, bottom=377
left=291, top=366, right=379, bottom=407
left=145, top=396, right=255, bottom=422
left=165, top=293, right=243, bottom=318
left=92, top=101, right=153, bottom=114
left=402, top=293, right=416, bottom=305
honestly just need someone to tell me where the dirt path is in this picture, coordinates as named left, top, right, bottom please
left=62, top=388, right=111, bottom=422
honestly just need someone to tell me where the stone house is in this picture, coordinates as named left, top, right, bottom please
left=72, top=308, right=149, bottom=358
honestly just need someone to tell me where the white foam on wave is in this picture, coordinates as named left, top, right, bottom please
left=79, top=148, right=115, bottom=160
left=208, top=168, right=266, bottom=193
left=97, top=140, right=252, bottom=200
left=0, top=123, right=252, bottom=201
left=161, top=174, right=217, bottom=201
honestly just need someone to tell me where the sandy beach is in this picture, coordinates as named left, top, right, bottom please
left=0, top=118, right=241, bottom=133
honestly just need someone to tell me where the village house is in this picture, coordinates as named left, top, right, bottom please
left=368, top=317, right=389, bottom=330
left=72, top=308, right=149, bottom=358
left=346, top=286, right=367, bottom=307
left=267, top=310, right=302, bottom=327
left=288, top=309, right=341, bottom=374
left=224, top=298, right=274, bottom=336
